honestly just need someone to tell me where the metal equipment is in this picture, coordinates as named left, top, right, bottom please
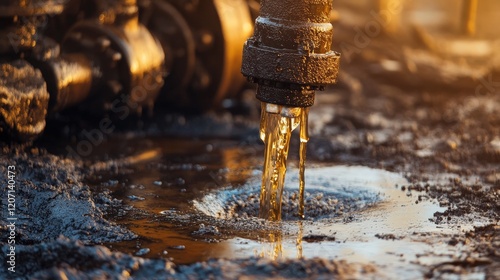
left=60, top=0, right=165, bottom=114
left=0, top=0, right=64, bottom=140
left=241, top=0, right=340, bottom=108
left=0, top=0, right=254, bottom=141
left=143, top=0, right=253, bottom=109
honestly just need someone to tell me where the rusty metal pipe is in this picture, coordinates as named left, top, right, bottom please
left=241, top=0, right=340, bottom=107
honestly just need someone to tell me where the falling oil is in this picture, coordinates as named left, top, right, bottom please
left=259, top=102, right=309, bottom=221
left=298, top=107, right=309, bottom=219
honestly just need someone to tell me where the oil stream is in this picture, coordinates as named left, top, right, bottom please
left=259, top=102, right=309, bottom=221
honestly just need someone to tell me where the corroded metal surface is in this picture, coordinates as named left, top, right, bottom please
left=0, top=0, right=165, bottom=140
left=242, top=0, right=340, bottom=107
left=0, top=60, right=49, bottom=141
left=0, top=1, right=64, bottom=140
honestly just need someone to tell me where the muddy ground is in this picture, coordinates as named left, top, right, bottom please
left=1, top=30, right=500, bottom=280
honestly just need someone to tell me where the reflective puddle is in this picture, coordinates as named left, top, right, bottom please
left=82, top=136, right=476, bottom=279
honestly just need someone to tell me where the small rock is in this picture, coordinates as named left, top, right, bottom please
left=135, top=248, right=150, bottom=256
left=192, top=224, right=220, bottom=236
left=128, top=195, right=145, bottom=201
left=102, top=180, right=119, bottom=187
left=160, top=209, right=177, bottom=215
left=176, top=178, right=185, bottom=185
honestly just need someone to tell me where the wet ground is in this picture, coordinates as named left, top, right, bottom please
left=74, top=136, right=496, bottom=279
left=2, top=74, right=499, bottom=278
left=1, top=26, right=500, bottom=280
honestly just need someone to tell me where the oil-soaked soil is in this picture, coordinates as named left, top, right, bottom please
left=1, top=30, right=500, bottom=280
left=1, top=73, right=499, bottom=278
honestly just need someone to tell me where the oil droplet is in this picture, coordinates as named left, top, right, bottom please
left=259, top=102, right=309, bottom=221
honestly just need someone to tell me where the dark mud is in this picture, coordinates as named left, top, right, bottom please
left=3, top=236, right=376, bottom=279
left=0, top=148, right=135, bottom=245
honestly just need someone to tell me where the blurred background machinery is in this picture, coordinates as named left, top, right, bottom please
left=334, top=0, right=499, bottom=93
left=1, top=0, right=498, bottom=141
left=0, top=0, right=255, bottom=141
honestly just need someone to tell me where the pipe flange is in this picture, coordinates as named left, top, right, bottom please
left=143, top=0, right=196, bottom=104
left=63, top=20, right=165, bottom=114
left=153, top=0, right=253, bottom=110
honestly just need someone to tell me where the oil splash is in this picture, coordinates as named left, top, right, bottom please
left=259, top=102, right=309, bottom=221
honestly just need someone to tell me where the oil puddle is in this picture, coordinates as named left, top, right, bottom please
left=83, top=136, right=261, bottom=264
left=194, top=166, right=451, bottom=278
left=83, top=136, right=479, bottom=278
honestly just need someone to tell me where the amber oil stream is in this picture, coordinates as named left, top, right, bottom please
left=259, top=102, right=309, bottom=221
left=298, top=108, right=309, bottom=219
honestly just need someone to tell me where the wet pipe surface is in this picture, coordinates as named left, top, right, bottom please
left=76, top=134, right=485, bottom=278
